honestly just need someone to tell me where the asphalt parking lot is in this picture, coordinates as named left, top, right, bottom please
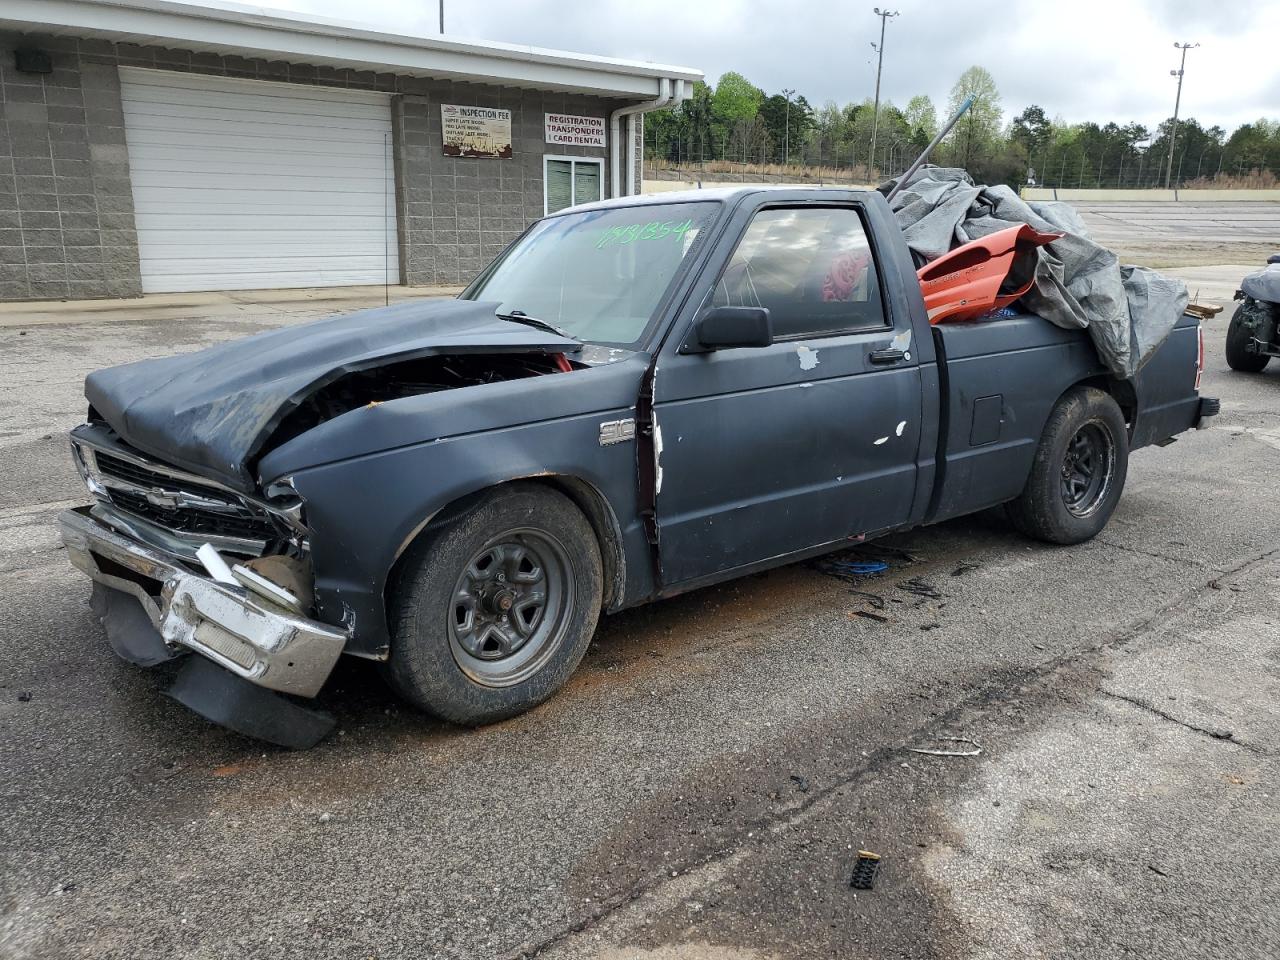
left=1073, top=200, right=1280, bottom=269
left=2, top=252, right=1279, bottom=959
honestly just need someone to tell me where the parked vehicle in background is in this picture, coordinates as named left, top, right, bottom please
left=60, top=187, right=1218, bottom=747
left=1226, top=256, right=1280, bottom=373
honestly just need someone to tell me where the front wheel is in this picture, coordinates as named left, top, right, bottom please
left=385, top=484, right=603, bottom=725
left=1007, top=386, right=1129, bottom=545
left=1225, top=301, right=1271, bottom=373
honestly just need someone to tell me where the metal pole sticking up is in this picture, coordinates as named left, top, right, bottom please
left=439, top=0, right=445, bottom=33
left=868, top=8, right=898, bottom=175
left=885, top=95, right=974, bottom=202
left=1164, top=41, right=1198, bottom=189
left=384, top=131, right=390, bottom=306
left=782, top=88, right=794, bottom=165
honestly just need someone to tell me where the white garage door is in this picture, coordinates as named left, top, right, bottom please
left=120, top=67, right=399, bottom=293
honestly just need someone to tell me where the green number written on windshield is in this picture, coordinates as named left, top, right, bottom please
left=596, top=219, right=695, bottom=249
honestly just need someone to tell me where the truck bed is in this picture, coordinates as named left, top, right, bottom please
left=927, top=312, right=1202, bottom=524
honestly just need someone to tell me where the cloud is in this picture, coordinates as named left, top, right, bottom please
left=224, top=0, right=1278, bottom=132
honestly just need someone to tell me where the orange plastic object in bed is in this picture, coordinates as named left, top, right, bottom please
left=917, top=223, right=1062, bottom=324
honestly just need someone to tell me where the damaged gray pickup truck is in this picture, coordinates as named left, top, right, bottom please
left=60, top=187, right=1217, bottom=747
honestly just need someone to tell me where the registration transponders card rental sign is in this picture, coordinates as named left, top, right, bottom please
left=545, top=113, right=606, bottom=148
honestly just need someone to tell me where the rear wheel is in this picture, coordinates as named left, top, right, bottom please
left=1007, top=386, right=1129, bottom=545
left=385, top=484, right=602, bottom=725
left=1225, top=300, right=1271, bottom=372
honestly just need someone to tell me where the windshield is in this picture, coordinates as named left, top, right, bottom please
left=464, top=201, right=720, bottom=346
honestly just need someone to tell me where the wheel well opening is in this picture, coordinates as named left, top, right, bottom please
left=383, top=477, right=625, bottom=631
left=1077, top=376, right=1137, bottom=435
left=537, top=476, right=625, bottom=610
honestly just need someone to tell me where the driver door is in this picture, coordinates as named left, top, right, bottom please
left=651, top=203, right=924, bottom=587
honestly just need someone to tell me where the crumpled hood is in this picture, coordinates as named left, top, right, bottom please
left=85, top=298, right=580, bottom=493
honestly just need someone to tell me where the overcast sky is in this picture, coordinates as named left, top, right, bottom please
left=238, top=0, right=1278, bottom=133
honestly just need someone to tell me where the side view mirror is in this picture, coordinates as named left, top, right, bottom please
left=686, top=306, right=773, bottom=352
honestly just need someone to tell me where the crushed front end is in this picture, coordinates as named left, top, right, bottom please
left=59, top=421, right=348, bottom=748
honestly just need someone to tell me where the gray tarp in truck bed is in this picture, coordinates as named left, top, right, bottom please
left=881, top=166, right=1188, bottom=379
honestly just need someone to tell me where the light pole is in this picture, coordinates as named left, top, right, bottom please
left=1164, top=41, right=1198, bottom=189
left=438, top=0, right=444, bottom=33
left=782, top=88, right=795, bottom=165
left=868, top=8, right=898, bottom=173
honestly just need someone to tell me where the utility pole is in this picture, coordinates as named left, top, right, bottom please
left=438, top=0, right=444, bottom=33
left=868, top=7, right=898, bottom=173
left=782, top=88, right=795, bottom=165
left=1164, top=41, right=1198, bottom=189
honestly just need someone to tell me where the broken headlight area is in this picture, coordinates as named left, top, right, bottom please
left=263, top=477, right=308, bottom=539
left=69, top=422, right=312, bottom=573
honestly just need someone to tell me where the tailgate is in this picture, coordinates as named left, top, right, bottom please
left=1132, top=313, right=1203, bottom=449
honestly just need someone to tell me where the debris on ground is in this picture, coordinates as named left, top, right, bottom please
left=848, top=590, right=886, bottom=609
left=850, top=850, right=882, bottom=890
left=810, top=544, right=922, bottom=582
left=789, top=774, right=810, bottom=793
left=897, top=577, right=943, bottom=600
left=951, top=562, right=980, bottom=577
left=843, top=561, right=888, bottom=575
left=851, top=610, right=890, bottom=623
left=810, top=556, right=890, bottom=585
left=906, top=736, right=982, bottom=757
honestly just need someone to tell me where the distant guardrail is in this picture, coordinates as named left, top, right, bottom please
left=642, top=180, right=1280, bottom=202
left=1020, top=188, right=1280, bottom=202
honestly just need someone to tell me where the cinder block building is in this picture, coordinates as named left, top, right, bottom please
left=0, top=0, right=699, bottom=300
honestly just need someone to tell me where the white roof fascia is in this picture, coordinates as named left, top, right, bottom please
left=1, top=0, right=702, bottom=99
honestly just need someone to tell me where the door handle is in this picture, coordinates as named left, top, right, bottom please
left=869, top=348, right=906, bottom=365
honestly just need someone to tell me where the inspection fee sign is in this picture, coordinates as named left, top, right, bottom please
left=545, top=113, right=606, bottom=148
left=441, top=105, right=513, bottom=158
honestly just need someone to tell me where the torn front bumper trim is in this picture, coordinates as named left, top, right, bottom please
left=59, top=507, right=347, bottom=698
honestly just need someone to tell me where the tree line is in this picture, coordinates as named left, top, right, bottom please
left=644, top=67, right=1280, bottom=189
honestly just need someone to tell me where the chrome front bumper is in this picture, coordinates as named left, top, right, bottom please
left=59, top=507, right=347, bottom=698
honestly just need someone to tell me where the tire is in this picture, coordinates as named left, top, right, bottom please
left=1225, top=300, right=1271, bottom=373
left=385, top=484, right=603, bottom=725
left=1006, top=386, right=1129, bottom=545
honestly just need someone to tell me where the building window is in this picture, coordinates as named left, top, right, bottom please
left=544, top=156, right=604, bottom=215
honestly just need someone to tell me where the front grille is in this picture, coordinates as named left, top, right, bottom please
left=95, top=452, right=228, bottom=500
left=106, top=489, right=277, bottom=542
left=92, top=448, right=277, bottom=545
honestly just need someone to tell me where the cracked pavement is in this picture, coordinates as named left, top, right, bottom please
left=1, top=282, right=1278, bottom=960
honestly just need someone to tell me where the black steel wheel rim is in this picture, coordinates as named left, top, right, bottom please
left=448, top=528, right=572, bottom=688
left=1060, top=421, right=1115, bottom=518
